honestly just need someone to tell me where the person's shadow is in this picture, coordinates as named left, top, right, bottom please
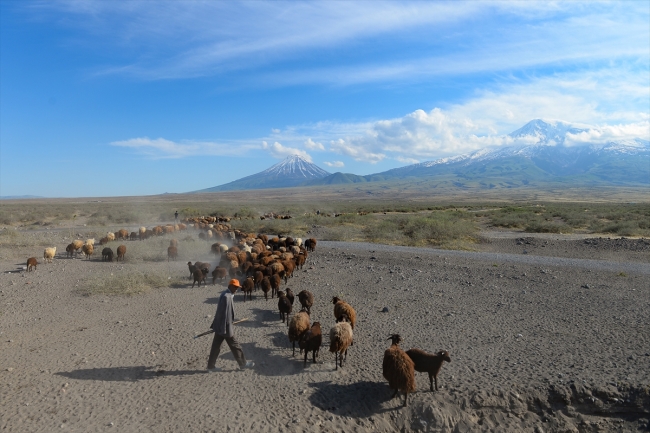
left=55, top=366, right=206, bottom=382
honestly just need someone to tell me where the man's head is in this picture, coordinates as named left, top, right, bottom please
left=228, top=279, right=241, bottom=293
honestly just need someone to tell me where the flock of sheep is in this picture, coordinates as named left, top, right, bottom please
left=24, top=216, right=451, bottom=407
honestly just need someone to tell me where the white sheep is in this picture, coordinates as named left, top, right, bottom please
left=43, top=247, right=56, bottom=263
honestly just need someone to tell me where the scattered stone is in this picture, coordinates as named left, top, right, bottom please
left=381, top=307, right=389, bottom=313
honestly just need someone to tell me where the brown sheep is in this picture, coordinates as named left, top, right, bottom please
left=285, top=288, right=295, bottom=306
left=299, top=322, right=322, bottom=366
left=26, top=257, right=38, bottom=272
left=118, top=229, right=129, bottom=240
left=277, top=290, right=292, bottom=325
left=298, top=290, right=314, bottom=315
left=261, top=276, right=272, bottom=300
left=116, top=245, right=127, bottom=262
left=288, top=309, right=310, bottom=356
left=294, top=254, right=306, bottom=270
left=211, top=266, right=227, bottom=284
left=332, top=297, right=357, bottom=329
left=167, top=246, right=178, bottom=261
left=66, top=243, right=76, bottom=257
left=169, top=239, right=178, bottom=248
left=329, top=314, right=353, bottom=370
left=405, top=349, right=451, bottom=392
left=270, top=274, right=282, bottom=299
left=383, top=334, right=416, bottom=407
left=192, top=269, right=206, bottom=288
left=305, top=238, right=317, bottom=252
left=241, top=277, right=254, bottom=302
left=130, top=231, right=138, bottom=241
left=72, top=240, right=84, bottom=251
left=99, top=236, right=110, bottom=245
left=281, top=260, right=295, bottom=282
left=82, top=243, right=94, bottom=260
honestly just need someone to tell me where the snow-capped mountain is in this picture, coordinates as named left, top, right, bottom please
left=259, top=154, right=330, bottom=179
left=371, top=120, right=649, bottom=182
left=195, top=155, right=330, bottom=192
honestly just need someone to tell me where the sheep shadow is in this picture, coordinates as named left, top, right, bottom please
left=308, top=380, right=393, bottom=416
left=249, top=307, right=281, bottom=324
left=55, top=366, right=206, bottom=382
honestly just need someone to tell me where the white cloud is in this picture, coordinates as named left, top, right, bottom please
left=261, top=141, right=312, bottom=161
left=304, top=138, right=325, bottom=150
left=565, top=122, right=650, bottom=146
left=110, top=137, right=258, bottom=158
left=271, top=128, right=281, bottom=134
left=323, top=161, right=344, bottom=168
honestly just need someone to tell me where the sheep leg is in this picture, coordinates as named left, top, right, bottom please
left=434, top=374, right=439, bottom=391
left=313, top=348, right=318, bottom=364
left=391, top=389, right=398, bottom=400
left=403, top=392, right=409, bottom=407
left=334, top=352, right=338, bottom=370
left=304, top=349, right=308, bottom=367
left=292, top=342, right=295, bottom=357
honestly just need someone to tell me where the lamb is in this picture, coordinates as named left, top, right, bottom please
left=288, top=309, right=310, bottom=356
left=297, top=290, right=314, bottom=314
left=106, top=232, right=116, bottom=242
left=329, top=314, right=353, bottom=370
left=116, top=245, right=127, bottom=262
left=82, top=243, right=94, bottom=260
left=211, top=266, right=227, bottom=284
left=382, top=334, right=416, bottom=407
left=192, top=269, right=206, bottom=288
left=85, top=238, right=95, bottom=247
left=167, top=245, right=178, bottom=261
left=43, top=247, right=56, bottom=263
left=66, top=243, right=76, bottom=257
left=298, top=322, right=322, bottom=366
left=405, top=349, right=451, bottom=392
left=102, top=247, right=114, bottom=262
left=332, top=297, right=357, bottom=329
left=26, top=257, right=38, bottom=272
left=241, top=277, right=254, bottom=302
left=139, top=226, right=147, bottom=241
left=277, top=290, right=292, bottom=325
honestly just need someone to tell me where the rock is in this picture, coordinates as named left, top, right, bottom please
left=381, top=307, right=389, bottom=313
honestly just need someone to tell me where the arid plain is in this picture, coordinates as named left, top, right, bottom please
left=1, top=188, right=649, bottom=433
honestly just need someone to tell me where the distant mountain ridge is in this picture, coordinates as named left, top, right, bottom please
left=194, top=119, right=649, bottom=193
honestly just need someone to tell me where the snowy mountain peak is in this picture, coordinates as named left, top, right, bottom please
left=509, top=119, right=587, bottom=146
left=261, top=155, right=330, bottom=179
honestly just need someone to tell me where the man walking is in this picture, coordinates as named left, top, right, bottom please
left=207, top=279, right=254, bottom=371
left=174, top=210, right=179, bottom=223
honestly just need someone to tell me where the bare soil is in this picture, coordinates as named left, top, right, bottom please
left=1, top=227, right=649, bottom=433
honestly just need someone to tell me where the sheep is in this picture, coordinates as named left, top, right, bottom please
left=82, top=243, right=94, bottom=260
left=116, top=245, right=127, bottom=262
left=99, top=236, right=110, bottom=245
left=329, top=314, right=353, bottom=370
left=405, top=349, right=451, bottom=392
left=26, top=257, right=38, bottom=272
left=285, top=288, right=295, bottom=306
left=282, top=260, right=295, bottom=282
left=288, top=309, right=310, bottom=356
left=332, top=297, right=357, bottom=329
left=117, top=229, right=129, bottom=240
left=167, top=245, right=178, bottom=261
left=298, top=322, right=322, bottom=366
left=253, top=270, right=264, bottom=290
left=170, top=239, right=178, bottom=248
left=102, top=247, right=114, bottom=262
left=130, top=232, right=138, bottom=241
left=241, top=277, right=254, bottom=301
left=261, top=276, right=272, bottom=300
left=192, top=269, right=206, bottom=288
left=277, top=290, right=292, bottom=325
left=106, top=232, right=116, bottom=242
left=72, top=240, right=84, bottom=252
left=295, top=254, right=306, bottom=270
left=85, top=238, right=95, bottom=247
left=139, top=227, right=147, bottom=241
left=382, top=334, right=416, bottom=407
left=211, top=266, right=227, bottom=284
left=43, top=247, right=56, bottom=263
left=297, top=290, right=314, bottom=314
left=66, top=243, right=76, bottom=257
left=270, top=274, right=282, bottom=299
left=305, top=238, right=317, bottom=252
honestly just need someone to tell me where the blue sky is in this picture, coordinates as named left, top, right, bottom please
left=1, top=1, right=648, bottom=197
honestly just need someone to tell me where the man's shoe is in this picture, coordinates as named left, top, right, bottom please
left=207, top=367, right=221, bottom=372
left=240, top=361, right=255, bottom=370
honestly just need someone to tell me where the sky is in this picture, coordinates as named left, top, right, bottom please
left=1, top=1, right=648, bottom=198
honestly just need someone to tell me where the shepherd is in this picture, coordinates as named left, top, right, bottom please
left=207, top=279, right=255, bottom=372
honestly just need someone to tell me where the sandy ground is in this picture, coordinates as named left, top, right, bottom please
left=1, top=230, right=649, bottom=433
